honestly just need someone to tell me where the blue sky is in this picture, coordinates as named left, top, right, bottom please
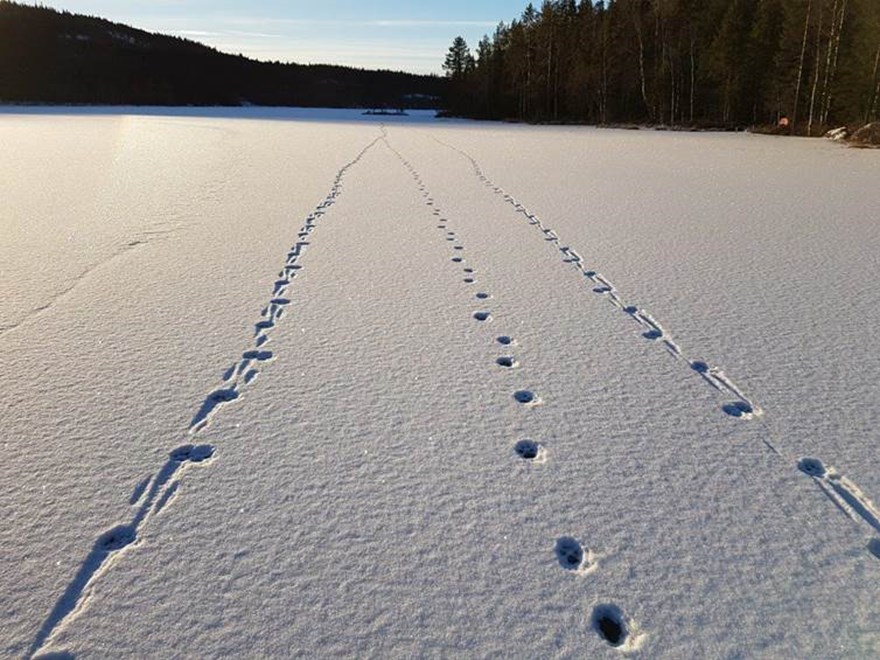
left=42, top=1, right=532, bottom=74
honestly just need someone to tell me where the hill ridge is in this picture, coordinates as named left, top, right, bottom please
left=0, top=1, right=444, bottom=107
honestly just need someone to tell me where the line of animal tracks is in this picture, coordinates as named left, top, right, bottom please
left=28, top=134, right=384, bottom=658
left=428, top=134, right=880, bottom=546
left=29, top=125, right=879, bottom=657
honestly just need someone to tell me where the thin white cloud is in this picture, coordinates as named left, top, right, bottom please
left=174, top=30, right=224, bottom=37
left=226, top=30, right=282, bottom=39
left=219, top=17, right=495, bottom=29
left=173, top=29, right=281, bottom=40
left=366, top=20, right=496, bottom=28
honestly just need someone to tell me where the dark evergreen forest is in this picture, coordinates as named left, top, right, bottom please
left=0, top=1, right=444, bottom=108
left=442, top=0, right=880, bottom=133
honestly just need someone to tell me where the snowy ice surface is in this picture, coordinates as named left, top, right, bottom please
left=1, top=108, right=878, bottom=658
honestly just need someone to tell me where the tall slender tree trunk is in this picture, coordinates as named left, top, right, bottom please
left=818, top=0, right=839, bottom=127
left=601, top=21, right=609, bottom=124
left=821, top=0, right=848, bottom=125
left=525, top=30, right=532, bottom=119
left=634, top=14, right=652, bottom=121
left=553, top=36, right=560, bottom=121
left=870, top=43, right=880, bottom=123
left=792, top=0, right=813, bottom=132
left=689, top=37, right=695, bottom=124
left=655, top=0, right=664, bottom=125
left=543, top=27, right=549, bottom=117
left=807, top=4, right=824, bottom=136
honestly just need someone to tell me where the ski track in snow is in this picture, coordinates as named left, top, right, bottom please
left=28, top=132, right=385, bottom=659
left=420, top=135, right=880, bottom=550
left=380, top=136, right=642, bottom=651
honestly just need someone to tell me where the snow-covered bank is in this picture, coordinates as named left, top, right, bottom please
left=1, top=110, right=878, bottom=657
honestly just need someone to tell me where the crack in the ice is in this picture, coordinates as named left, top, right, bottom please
left=0, top=241, right=147, bottom=339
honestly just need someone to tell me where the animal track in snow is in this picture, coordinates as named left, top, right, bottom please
left=513, top=440, right=544, bottom=461
left=797, top=457, right=880, bottom=534
left=190, top=389, right=239, bottom=432
left=170, top=443, right=215, bottom=464
left=128, top=476, right=150, bottom=505
left=722, top=400, right=758, bottom=420
left=382, top=138, right=490, bottom=307
left=555, top=537, right=595, bottom=574
left=591, top=604, right=642, bottom=650
left=98, top=525, right=138, bottom=552
left=432, top=136, right=762, bottom=422
left=29, top=131, right=387, bottom=658
left=153, top=482, right=180, bottom=515
left=242, top=350, right=274, bottom=362
left=222, top=363, right=237, bottom=382
left=194, top=133, right=384, bottom=432
left=439, top=110, right=880, bottom=563
left=29, top=441, right=218, bottom=656
left=690, top=361, right=710, bottom=374
left=387, top=138, right=880, bottom=641
left=386, top=140, right=612, bottom=611
left=513, top=390, right=541, bottom=406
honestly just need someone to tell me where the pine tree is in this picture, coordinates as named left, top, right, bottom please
left=443, top=36, right=473, bottom=80
left=441, top=0, right=878, bottom=130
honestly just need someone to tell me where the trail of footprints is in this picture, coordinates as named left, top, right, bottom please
left=432, top=137, right=763, bottom=422
left=430, top=136, right=880, bottom=554
left=31, top=128, right=878, bottom=656
left=383, top=136, right=643, bottom=651
left=29, top=134, right=386, bottom=658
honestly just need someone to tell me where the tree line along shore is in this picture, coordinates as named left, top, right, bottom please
left=440, top=0, right=880, bottom=140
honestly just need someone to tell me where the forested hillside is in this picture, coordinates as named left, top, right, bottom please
left=0, top=1, right=443, bottom=107
left=442, top=0, right=880, bottom=132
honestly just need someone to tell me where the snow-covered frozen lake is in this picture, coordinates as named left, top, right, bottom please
left=2, top=108, right=879, bottom=657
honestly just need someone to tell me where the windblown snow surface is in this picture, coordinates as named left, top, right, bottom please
left=1, top=108, right=879, bottom=658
